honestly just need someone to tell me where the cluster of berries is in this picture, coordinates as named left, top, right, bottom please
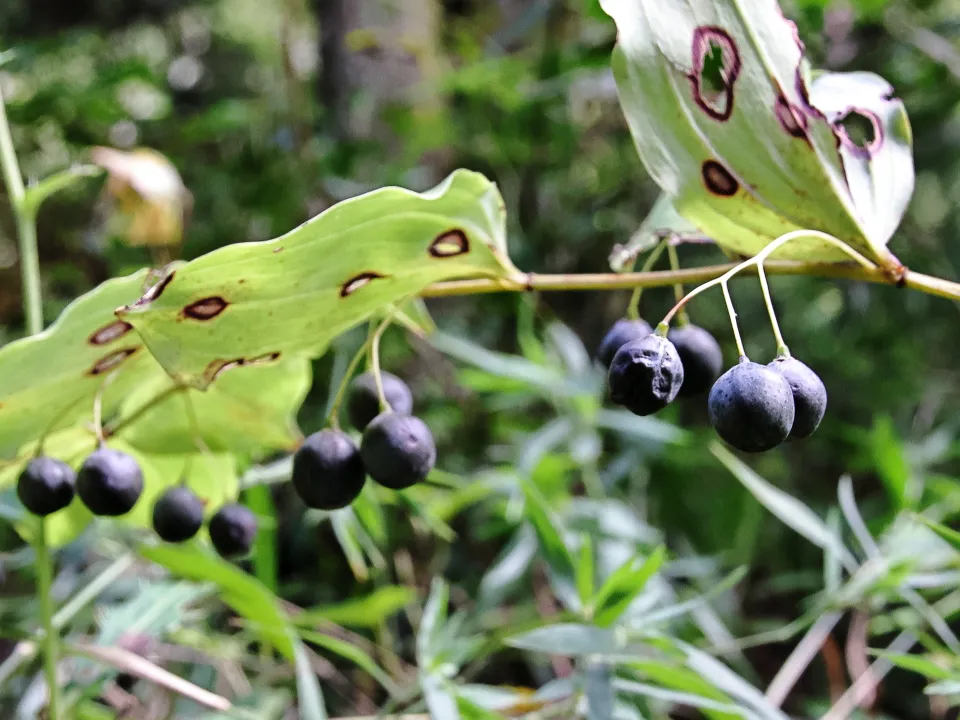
left=291, top=371, right=436, bottom=510
left=599, top=317, right=827, bottom=453
left=17, top=449, right=257, bottom=557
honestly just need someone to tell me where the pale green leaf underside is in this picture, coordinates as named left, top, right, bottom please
left=118, top=169, right=521, bottom=389
left=601, top=0, right=913, bottom=269
left=0, top=268, right=308, bottom=458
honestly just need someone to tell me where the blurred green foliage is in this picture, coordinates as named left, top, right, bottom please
left=1, top=0, right=960, bottom=717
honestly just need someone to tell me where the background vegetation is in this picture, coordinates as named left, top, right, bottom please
left=2, top=0, right=960, bottom=717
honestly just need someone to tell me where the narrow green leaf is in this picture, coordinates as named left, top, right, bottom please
left=246, top=484, right=278, bottom=593
left=417, top=577, right=450, bottom=668
left=477, top=525, right=538, bottom=611
left=711, top=443, right=856, bottom=569
left=585, top=660, right=615, bottom=720
left=298, top=629, right=398, bottom=694
left=506, top=623, right=618, bottom=656
left=592, top=546, right=665, bottom=627
left=422, top=673, right=461, bottom=720
left=914, top=514, right=960, bottom=553
left=614, top=678, right=741, bottom=716
left=140, top=542, right=294, bottom=658
left=868, top=650, right=952, bottom=681
left=576, top=533, right=595, bottom=610
left=522, top=480, right=576, bottom=584
left=293, top=643, right=328, bottom=720
left=294, top=586, right=415, bottom=629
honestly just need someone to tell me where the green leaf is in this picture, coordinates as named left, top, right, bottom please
left=576, top=533, right=595, bottom=610
left=115, top=355, right=310, bottom=456
left=97, top=581, right=205, bottom=646
left=522, top=480, right=577, bottom=587
left=119, top=170, right=522, bottom=389
left=477, top=525, right=538, bottom=611
left=599, top=0, right=912, bottom=273
left=506, top=623, right=619, bottom=656
left=140, top=542, right=295, bottom=658
left=298, top=629, right=398, bottom=694
left=868, top=650, right=952, bottom=681
left=418, top=577, right=450, bottom=669
left=0, top=269, right=156, bottom=456
left=608, top=193, right=701, bottom=272
left=293, top=586, right=415, bottom=628
left=21, top=164, right=103, bottom=218
left=711, top=442, right=856, bottom=569
left=592, top=546, right=665, bottom=627
left=614, top=678, right=741, bottom=716
left=0, top=267, right=309, bottom=460
left=913, top=514, right=960, bottom=553
left=293, top=643, right=328, bottom=720
left=422, top=673, right=461, bottom=720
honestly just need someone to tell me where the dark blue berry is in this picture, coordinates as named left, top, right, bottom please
left=293, top=429, right=366, bottom=510
left=769, top=356, right=827, bottom=439
left=17, top=457, right=75, bottom=517
left=597, top=318, right=652, bottom=368
left=668, top=324, right=723, bottom=397
left=76, top=447, right=144, bottom=516
left=347, top=371, right=414, bottom=431
left=360, top=413, right=436, bottom=490
left=209, top=503, right=257, bottom=558
left=152, top=486, right=205, bottom=542
left=708, top=358, right=796, bottom=453
left=608, top=334, right=684, bottom=415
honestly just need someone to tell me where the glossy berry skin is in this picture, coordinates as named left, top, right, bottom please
left=597, top=318, right=652, bottom=368
left=769, top=356, right=827, bottom=439
left=347, top=371, right=414, bottom=431
left=292, top=429, right=366, bottom=510
left=17, top=457, right=75, bottom=517
left=668, top=324, right=723, bottom=397
left=708, top=359, right=796, bottom=453
left=360, top=413, right=436, bottom=490
left=76, top=447, right=144, bottom=516
left=152, top=486, right=205, bottom=543
left=608, top=334, right=684, bottom=416
left=209, top=503, right=257, bottom=558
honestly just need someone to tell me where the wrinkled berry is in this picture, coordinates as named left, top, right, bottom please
left=76, top=447, right=144, bottom=516
left=209, top=503, right=257, bottom=558
left=292, top=429, right=366, bottom=510
left=17, top=457, right=75, bottom=517
left=347, top=371, right=414, bottom=431
left=597, top=318, right=652, bottom=368
left=769, top=356, right=827, bottom=439
left=708, top=358, right=796, bottom=453
left=360, top=413, right=436, bottom=490
left=152, top=486, right=205, bottom=543
left=608, top=334, right=684, bottom=416
left=668, top=324, right=723, bottom=397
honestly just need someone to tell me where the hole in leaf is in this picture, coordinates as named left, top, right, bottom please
left=838, top=111, right=878, bottom=150
left=689, top=27, right=741, bottom=122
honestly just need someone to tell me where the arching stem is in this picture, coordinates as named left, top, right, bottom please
left=369, top=315, right=395, bottom=411
left=666, top=242, right=688, bottom=326
left=757, top=263, right=789, bottom=357
left=661, top=230, right=874, bottom=328
left=626, top=238, right=668, bottom=320
left=721, top=281, right=747, bottom=359
left=325, top=337, right=373, bottom=430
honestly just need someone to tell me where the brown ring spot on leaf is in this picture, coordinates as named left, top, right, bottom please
left=688, top=26, right=741, bottom=122
left=340, top=272, right=387, bottom=298
left=701, top=160, right=739, bottom=197
left=429, top=229, right=470, bottom=258
left=834, top=108, right=883, bottom=157
left=88, top=320, right=134, bottom=346
left=774, top=93, right=809, bottom=139
left=125, top=271, right=176, bottom=312
left=203, top=351, right=282, bottom=383
left=182, top=296, right=229, bottom=321
left=88, top=347, right=139, bottom=376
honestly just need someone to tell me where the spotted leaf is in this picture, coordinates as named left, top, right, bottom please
left=118, top=169, right=522, bottom=389
left=0, top=269, right=308, bottom=459
left=600, top=0, right=914, bottom=275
